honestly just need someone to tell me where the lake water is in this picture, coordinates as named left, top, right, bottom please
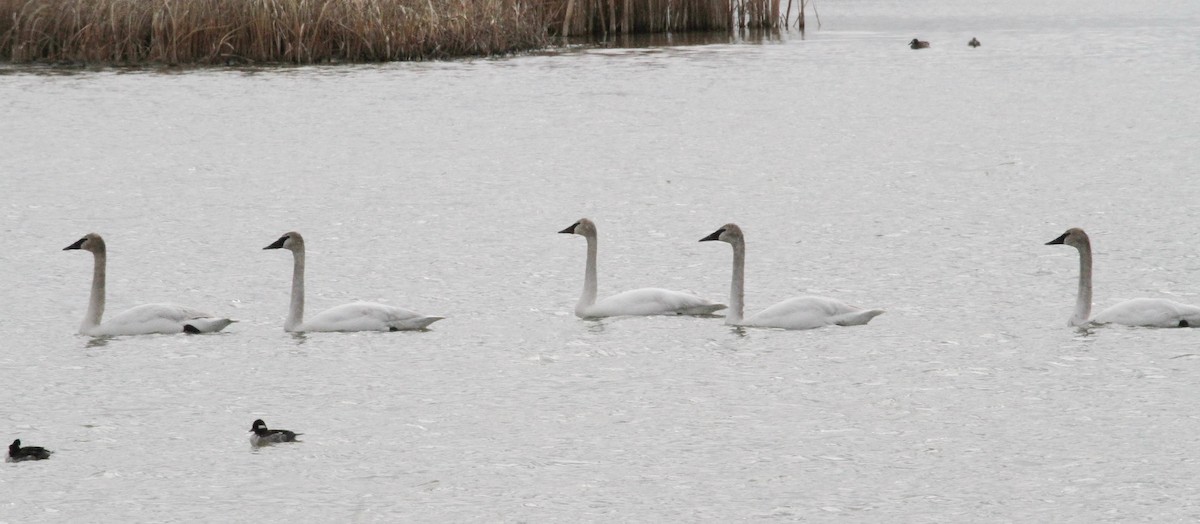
left=3, top=0, right=1200, bottom=521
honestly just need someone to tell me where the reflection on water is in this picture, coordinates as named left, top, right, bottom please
left=84, top=336, right=114, bottom=349
left=561, top=28, right=788, bottom=50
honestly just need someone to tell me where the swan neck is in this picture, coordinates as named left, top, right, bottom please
left=1074, top=242, right=1093, bottom=325
left=576, top=233, right=599, bottom=315
left=727, top=239, right=746, bottom=325
left=287, top=248, right=305, bottom=331
left=84, top=247, right=106, bottom=331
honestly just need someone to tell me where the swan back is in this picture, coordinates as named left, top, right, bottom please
left=303, top=302, right=444, bottom=332
left=746, top=296, right=884, bottom=330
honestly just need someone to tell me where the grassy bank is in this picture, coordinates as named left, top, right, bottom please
left=0, top=0, right=792, bottom=65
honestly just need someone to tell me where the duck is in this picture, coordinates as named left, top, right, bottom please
left=559, top=218, right=726, bottom=318
left=968, top=37, right=981, bottom=47
left=910, top=38, right=931, bottom=49
left=249, top=419, right=301, bottom=446
left=63, top=233, right=234, bottom=336
left=7, top=439, right=52, bottom=462
left=700, top=223, right=884, bottom=330
left=263, top=231, right=444, bottom=332
left=1046, top=228, right=1200, bottom=328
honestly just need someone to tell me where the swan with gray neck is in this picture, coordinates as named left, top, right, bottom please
left=1046, top=228, right=1200, bottom=328
left=559, top=218, right=725, bottom=318
left=700, top=223, right=883, bottom=330
left=263, top=231, right=443, bottom=332
left=63, top=233, right=233, bottom=336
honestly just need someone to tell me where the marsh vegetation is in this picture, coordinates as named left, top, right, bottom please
left=0, top=0, right=804, bottom=65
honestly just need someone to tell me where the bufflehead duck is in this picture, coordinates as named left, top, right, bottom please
left=249, top=419, right=301, bottom=446
left=969, top=37, right=981, bottom=47
left=909, top=38, right=930, bottom=49
left=7, top=439, right=53, bottom=462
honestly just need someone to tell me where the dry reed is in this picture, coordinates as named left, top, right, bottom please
left=0, top=0, right=549, bottom=64
left=0, top=0, right=796, bottom=65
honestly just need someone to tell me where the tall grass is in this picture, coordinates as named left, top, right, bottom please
left=0, top=0, right=549, bottom=64
left=0, top=0, right=794, bottom=65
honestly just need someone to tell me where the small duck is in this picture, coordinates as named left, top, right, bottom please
left=969, top=37, right=981, bottom=47
left=249, top=419, right=301, bottom=446
left=909, top=38, right=930, bottom=49
left=7, top=439, right=52, bottom=462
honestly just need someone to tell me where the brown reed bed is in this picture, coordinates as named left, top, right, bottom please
left=0, top=0, right=549, bottom=65
left=0, top=0, right=796, bottom=66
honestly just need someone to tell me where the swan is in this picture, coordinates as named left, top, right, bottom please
left=1046, top=228, right=1200, bottom=328
left=63, top=233, right=234, bottom=336
left=700, top=224, right=884, bottom=330
left=263, top=231, right=443, bottom=332
left=558, top=218, right=726, bottom=318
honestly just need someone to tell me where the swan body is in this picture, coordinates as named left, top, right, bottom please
left=1047, top=228, right=1200, bottom=328
left=63, top=234, right=233, bottom=336
left=249, top=419, right=301, bottom=446
left=741, top=296, right=886, bottom=330
left=559, top=218, right=726, bottom=318
left=263, top=232, right=444, bottom=332
left=700, top=223, right=884, bottom=330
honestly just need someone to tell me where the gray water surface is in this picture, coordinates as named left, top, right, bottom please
left=3, top=0, right=1200, bottom=521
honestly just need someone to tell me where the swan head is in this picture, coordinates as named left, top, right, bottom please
left=263, top=231, right=304, bottom=252
left=558, top=218, right=597, bottom=237
left=63, top=233, right=105, bottom=253
left=699, top=223, right=744, bottom=244
left=1046, top=228, right=1090, bottom=250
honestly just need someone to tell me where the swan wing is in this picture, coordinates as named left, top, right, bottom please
left=303, top=301, right=444, bottom=332
left=745, top=295, right=884, bottom=330
left=582, top=288, right=726, bottom=318
left=91, top=303, right=233, bottom=335
left=1092, top=298, right=1200, bottom=328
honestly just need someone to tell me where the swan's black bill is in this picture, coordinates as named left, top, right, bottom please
left=700, top=229, right=725, bottom=242
left=263, top=236, right=288, bottom=250
left=558, top=222, right=579, bottom=234
left=1046, top=233, right=1068, bottom=245
left=64, top=238, right=86, bottom=250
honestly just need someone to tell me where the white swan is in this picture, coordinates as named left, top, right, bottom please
left=63, top=233, right=234, bottom=336
left=700, top=224, right=884, bottom=330
left=1046, top=228, right=1200, bottom=328
left=559, top=218, right=726, bottom=318
left=263, top=231, right=444, bottom=332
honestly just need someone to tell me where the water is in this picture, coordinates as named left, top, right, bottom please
left=3, top=0, right=1200, bottom=520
